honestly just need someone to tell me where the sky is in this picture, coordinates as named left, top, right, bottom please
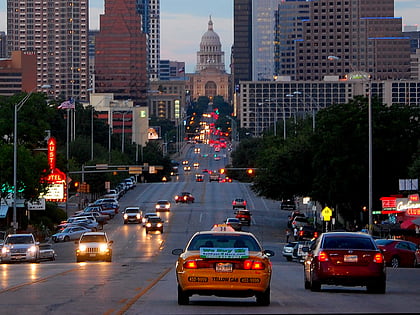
left=0, top=0, right=419, bottom=72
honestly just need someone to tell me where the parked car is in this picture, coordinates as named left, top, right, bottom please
left=225, top=217, right=242, bottom=231
left=0, top=233, right=40, bottom=263
left=103, top=189, right=120, bottom=200
left=52, top=226, right=91, bottom=242
left=282, top=241, right=298, bottom=261
left=375, top=239, right=418, bottom=268
left=75, top=232, right=113, bottom=262
left=304, top=232, right=386, bottom=293
left=172, top=230, right=274, bottom=305
left=416, top=245, right=420, bottom=267
left=38, top=243, right=56, bottom=261
left=123, top=207, right=143, bottom=224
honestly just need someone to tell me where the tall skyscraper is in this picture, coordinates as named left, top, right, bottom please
left=95, top=0, right=148, bottom=106
left=7, top=0, right=89, bottom=100
left=233, top=0, right=411, bottom=82
left=138, top=0, right=161, bottom=81
left=232, top=0, right=253, bottom=88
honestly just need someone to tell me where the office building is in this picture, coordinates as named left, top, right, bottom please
left=95, top=0, right=148, bottom=106
left=0, top=32, right=6, bottom=58
left=7, top=0, right=89, bottom=100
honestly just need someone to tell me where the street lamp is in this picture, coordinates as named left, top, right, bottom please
left=13, top=85, right=50, bottom=233
left=328, top=55, right=373, bottom=234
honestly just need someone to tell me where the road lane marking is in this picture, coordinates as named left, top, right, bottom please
left=111, top=266, right=172, bottom=315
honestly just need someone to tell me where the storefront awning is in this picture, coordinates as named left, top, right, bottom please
left=0, top=205, right=9, bottom=219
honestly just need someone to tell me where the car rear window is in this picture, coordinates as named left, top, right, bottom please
left=188, top=234, right=261, bottom=251
left=323, top=236, right=376, bottom=250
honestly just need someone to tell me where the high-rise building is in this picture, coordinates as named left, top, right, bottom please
left=7, top=0, right=89, bottom=100
left=233, top=0, right=411, bottom=83
left=232, top=0, right=253, bottom=87
left=0, top=32, right=6, bottom=58
left=138, top=0, right=160, bottom=81
left=95, top=0, right=148, bottom=106
left=296, top=0, right=411, bottom=81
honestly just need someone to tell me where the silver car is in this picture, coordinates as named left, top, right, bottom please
left=39, top=243, right=56, bottom=261
left=1, top=234, right=40, bottom=263
left=52, top=226, right=91, bottom=242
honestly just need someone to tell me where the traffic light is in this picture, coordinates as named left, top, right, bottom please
left=246, top=168, right=254, bottom=176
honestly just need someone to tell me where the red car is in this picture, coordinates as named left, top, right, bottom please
left=304, top=232, right=386, bottom=293
left=375, top=239, right=418, bottom=268
left=235, top=209, right=252, bottom=226
left=174, top=192, right=195, bottom=203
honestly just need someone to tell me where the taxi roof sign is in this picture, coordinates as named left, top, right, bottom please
left=211, top=224, right=235, bottom=232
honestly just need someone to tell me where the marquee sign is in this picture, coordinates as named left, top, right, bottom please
left=40, top=137, right=67, bottom=202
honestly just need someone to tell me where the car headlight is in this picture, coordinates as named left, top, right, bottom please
left=123, top=214, right=128, bottom=219
left=79, top=244, right=87, bottom=252
left=1, top=247, right=10, bottom=254
left=155, top=205, right=159, bottom=209
left=157, top=223, right=162, bottom=227
left=27, top=246, right=37, bottom=254
left=136, top=214, right=141, bottom=219
left=146, top=223, right=152, bottom=227
left=165, top=205, right=170, bottom=208
left=99, top=244, right=108, bottom=253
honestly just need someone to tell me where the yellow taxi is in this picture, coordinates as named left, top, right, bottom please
left=172, top=230, right=274, bottom=305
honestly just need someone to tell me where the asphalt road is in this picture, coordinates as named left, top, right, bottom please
left=0, top=144, right=419, bottom=314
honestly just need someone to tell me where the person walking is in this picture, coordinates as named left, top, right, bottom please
left=286, top=229, right=291, bottom=242
left=293, top=227, right=298, bottom=241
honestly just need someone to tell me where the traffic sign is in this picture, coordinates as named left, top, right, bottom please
left=321, top=207, right=333, bottom=221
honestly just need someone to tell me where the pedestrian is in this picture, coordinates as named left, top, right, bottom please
left=293, top=227, right=298, bottom=241
left=286, top=229, right=291, bottom=242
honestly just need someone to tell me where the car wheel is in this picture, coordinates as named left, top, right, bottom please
left=177, top=285, right=189, bottom=305
left=367, top=277, right=386, bottom=294
left=256, top=286, right=270, bottom=306
left=390, top=256, right=400, bottom=268
left=310, top=272, right=321, bottom=292
left=64, top=236, right=70, bottom=242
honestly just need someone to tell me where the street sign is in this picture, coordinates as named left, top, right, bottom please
left=96, top=164, right=108, bottom=169
left=321, top=207, right=333, bottom=221
left=129, top=166, right=142, bottom=175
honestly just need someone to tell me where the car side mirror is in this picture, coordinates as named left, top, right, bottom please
left=172, top=248, right=184, bottom=255
left=263, top=249, right=275, bottom=257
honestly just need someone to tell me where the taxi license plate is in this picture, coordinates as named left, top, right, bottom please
left=89, top=253, right=97, bottom=257
left=216, top=263, right=232, bottom=272
left=344, top=255, right=358, bottom=263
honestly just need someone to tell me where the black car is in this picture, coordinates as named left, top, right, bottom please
left=145, top=216, right=164, bottom=234
left=297, top=225, right=320, bottom=241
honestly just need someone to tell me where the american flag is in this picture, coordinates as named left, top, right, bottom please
left=58, top=98, right=75, bottom=109
left=178, top=66, right=185, bottom=73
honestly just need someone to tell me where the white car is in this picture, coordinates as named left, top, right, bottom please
left=75, top=232, right=113, bottom=262
left=155, top=200, right=171, bottom=212
left=123, top=207, right=143, bottom=224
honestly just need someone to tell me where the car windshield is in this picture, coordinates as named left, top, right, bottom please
left=80, top=235, right=107, bottom=243
left=322, top=236, right=376, bottom=250
left=5, top=236, right=34, bottom=244
left=126, top=209, right=139, bottom=213
left=237, top=211, right=250, bottom=215
left=148, top=217, right=162, bottom=223
left=187, top=234, right=262, bottom=251
left=157, top=201, right=168, bottom=204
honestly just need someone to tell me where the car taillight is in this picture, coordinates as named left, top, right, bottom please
left=318, top=251, right=329, bottom=262
left=373, top=253, right=384, bottom=263
left=299, top=231, right=304, bottom=237
left=243, top=260, right=265, bottom=270
left=314, top=232, right=318, bottom=238
left=184, top=260, right=198, bottom=269
left=243, top=201, right=247, bottom=205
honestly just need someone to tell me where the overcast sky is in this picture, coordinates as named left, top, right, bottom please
left=0, top=0, right=419, bottom=72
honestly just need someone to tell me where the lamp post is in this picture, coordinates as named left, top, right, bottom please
left=12, top=85, right=50, bottom=233
left=328, top=55, right=373, bottom=234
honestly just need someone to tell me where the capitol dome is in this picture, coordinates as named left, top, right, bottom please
left=200, top=17, right=222, bottom=51
left=196, top=16, right=225, bottom=73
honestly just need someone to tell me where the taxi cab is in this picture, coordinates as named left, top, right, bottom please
left=172, top=230, right=274, bottom=305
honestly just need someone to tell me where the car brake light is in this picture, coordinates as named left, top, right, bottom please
left=373, top=253, right=384, bottom=263
left=318, top=251, right=329, bottom=262
left=243, top=201, right=247, bottom=205
left=184, top=260, right=198, bottom=269
left=314, top=232, right=318, bottom=238
left=243, top=260, right=265, bottom=270
left=299, top=231, right=304, bottom=237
